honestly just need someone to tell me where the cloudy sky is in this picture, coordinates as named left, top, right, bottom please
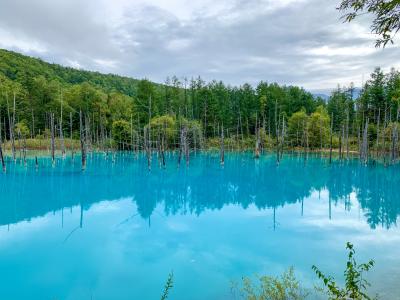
left=0, top=0, right=399, bottom=91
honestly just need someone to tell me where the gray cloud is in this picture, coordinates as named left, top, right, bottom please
left=0, top=0, right=398, bottom=90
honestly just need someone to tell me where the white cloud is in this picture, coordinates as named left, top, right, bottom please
left=0, top=28, right=47, bottom=54
left=0, top=0, right=399, bottom=89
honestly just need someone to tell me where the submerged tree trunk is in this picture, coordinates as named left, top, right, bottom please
left=0, top=137, right=5, bottom=172
left=22, top=133, right=27, bottom=165
left=161, top=123, right=166, bottom=168
left=70, top=112, right=74, bottom=158
left=7, top=94, right=16, bottom=161
left=80, top=111, right=87, bottom=170
left=220, top=124, right=225, bottom=165
left=391, top=123, right=398, bottom=164
left=184, top=126, right=189, bottom=166
left=361, top=119, right=369, bottom=165
left=50, top=112, right=55, bottom=164
left=275, top=100, right=280, bottom=165
left=329, top=114, right=333, bottom=164
left=376, top=109, right=380, bottom=159
left=60, top=91, right=65, bottom=157
left=346, top=109, right=349, bottom=160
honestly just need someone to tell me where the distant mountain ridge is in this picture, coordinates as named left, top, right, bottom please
left=310, top=87, right=362, bottom=101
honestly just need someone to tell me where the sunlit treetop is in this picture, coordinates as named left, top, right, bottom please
left=338, top=0, right=400, bottom=47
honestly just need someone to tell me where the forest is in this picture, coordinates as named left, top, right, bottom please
left=0, top=48, right=399, bottom=166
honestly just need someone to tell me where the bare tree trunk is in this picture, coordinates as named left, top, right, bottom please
left=255, top=117, right=260, bottom=159
left=391, top=123, right=398, bottom=164
left=383, top=109, right=387, bottom=165
left=6, top=94, right=16, bottom=161
left=184, top=126, right=189, bottom=166
left=22, top=133, right=27, bottom=166
left=80, top=111, right=87, bottom=170
left=220, top=123, right=225, bottom=165
left=280, top=116, right=286, bottom=160
left=31, top=108, right=35, bottom=139
left=178, top=126, right=183, bottom=167
left=130, top=114, right=134, bottom=154
left=275, top=100, right=280, bottom=165
left=161, top=122, right=166, bottom=168
left=70, top=112, right=74, bottom=158
left=303, top=119, right=308, bottom=163
left=50, top=112, right=55, bottom=164
left=376, top=108, right=380, bottom=159
left=338, top=125, right=342, bottom=161
left=329, top=113, right=333, bottom=164
left=60, top=90, right=65, bottom=156
left=0, top=131, right=5, bottom=172
left=361, top=119, right=369, bottom=165
left=346, top=109, right=349, bottom=160
left=320, top=117, right=323, bottom=152
left=146, top=96, right=152, bottom=170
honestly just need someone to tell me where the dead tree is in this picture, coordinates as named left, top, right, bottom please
left=280, top=116, right=286, bottom=160
left=85, top=115, right=91, bottom=153
left=338, top=126, right=342, bottom=161
left=361, top=119, right=369, bottom=165
left=50, top=112, right=55, bottom=164
left=131, top=114, right=134, bottom=155
left=60, top=90, right=65, bottom=156
left=376, top=108, right=380, bottom=159
left=329, top=113, right=333, bottom=164
left=303, top=119, right=308, bottom=163
left=358, top=126, right=362, bottom=161
left=144, top=126, right=151, bottom=170
left=254, top=121, right=260, bottom=159
left=6, top=93, right=16, bottom=161
left=178, top=126, right=189, bottom=167
left=160, top=123, right=166, bottom=168
left=79, top=111, right=87, bottom=170
left=0, top=132, right=5, bottom=172
left=184, top=126, right=190, bottom=166
left=220, top=124, right=225, bottom=165
left=146, top=96, right=152, bottom=170
left=383, top=110, right=387, bottom=165
left=275, top=100, right=280, bottom=165
left=22, top=133, right=27, bottom=166
left=17, top=128, right=22, bottom=162
left=346, top=109, right=350, bottom=159
left=70, top=112, right=74, bottom=158
left=391, top=123, right=398, bottom=164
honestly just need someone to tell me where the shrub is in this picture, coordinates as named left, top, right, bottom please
left=232, top=267, right=309, bottom=300
left=312, top=242, right=376, bottom=300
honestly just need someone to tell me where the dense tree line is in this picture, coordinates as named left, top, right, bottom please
left=0, top=49, right=399, bottom=162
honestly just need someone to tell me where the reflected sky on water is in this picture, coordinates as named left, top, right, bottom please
left=0, top=152, right=399, bottom=299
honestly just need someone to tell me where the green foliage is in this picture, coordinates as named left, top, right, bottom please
left=233, top=267, right=309, bottom=300
left=308, top=106, right=330, bottom=148
left=338, top=0, right=400, bottom=47
left=312, top=242, right=376, bottom=300
left=15, top=121, right=30, bottom=137
left=148, top=115, right=177, bottom=145
left=327, top=87, right=353, bottom=132
left=112, top=120, right=132, bottom=148
left=109, top=92, right=134, bottom=123
left=288, top=109, right=309, bottom=147
left=161, top=272, right=174, bottom=300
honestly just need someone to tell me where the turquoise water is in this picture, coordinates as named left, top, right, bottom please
left=0, top=152, right=399, bottom=299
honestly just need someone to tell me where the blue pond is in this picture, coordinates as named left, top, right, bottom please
left=0, top=152, right=399, bottom=299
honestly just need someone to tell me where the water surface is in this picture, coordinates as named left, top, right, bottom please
left=0, top=152, right=399, bottom=299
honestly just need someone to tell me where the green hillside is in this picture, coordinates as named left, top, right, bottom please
left=0, top=48, right=142, bottom=96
